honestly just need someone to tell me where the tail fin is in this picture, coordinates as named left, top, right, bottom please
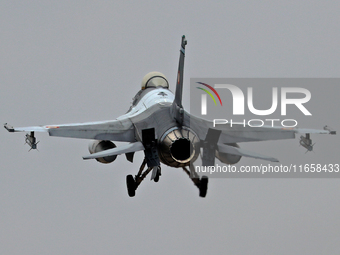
left=171, top=35, right=187, bottom=125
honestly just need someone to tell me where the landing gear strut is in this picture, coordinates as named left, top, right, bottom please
left=126, top=159, right=161, bottom=197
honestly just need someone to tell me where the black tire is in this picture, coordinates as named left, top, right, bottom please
left=199, top=176, right=208, bottom=197
left=153, top=167, right=161, bottom=182
left=126, top=175, right=136, bottom=197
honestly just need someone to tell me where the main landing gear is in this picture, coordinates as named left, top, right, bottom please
left=126, top=159, right=161, bottom=197
left=182, top=164, right=208, bottom=197
left=125, top=160, right=208, bottom=198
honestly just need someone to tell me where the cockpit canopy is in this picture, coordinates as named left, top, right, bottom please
left=141, top=71, right=169, bottom=90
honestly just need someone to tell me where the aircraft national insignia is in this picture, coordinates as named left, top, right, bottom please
left=158, top=92, right=167, bottom=97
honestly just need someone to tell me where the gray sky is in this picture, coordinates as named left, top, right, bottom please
left=1, top=1, right=340, bottom=254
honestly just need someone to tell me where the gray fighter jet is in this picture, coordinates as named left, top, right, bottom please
left=4, top=36, right=336, bottom=197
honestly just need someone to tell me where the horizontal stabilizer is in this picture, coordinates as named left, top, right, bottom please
left=217, top=144, right=279, bottom=162
left=83, top=142, right=144, bottom=160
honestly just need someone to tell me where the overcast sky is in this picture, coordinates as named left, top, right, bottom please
left=1, top=1, right=340, bottom=254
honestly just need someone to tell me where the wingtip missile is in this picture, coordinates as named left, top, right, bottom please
left=324, top=125, right=336, bottom=135
left=4, top=123, right=14, bottom=132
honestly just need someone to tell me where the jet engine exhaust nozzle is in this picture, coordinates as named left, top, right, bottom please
left=158, top=127, right=200, bottom=168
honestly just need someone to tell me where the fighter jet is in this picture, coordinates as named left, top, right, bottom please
left=4, top=36, right=336, bottom=197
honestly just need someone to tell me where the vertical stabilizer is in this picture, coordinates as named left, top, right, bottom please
left=171, top=35, right=187, bottom=125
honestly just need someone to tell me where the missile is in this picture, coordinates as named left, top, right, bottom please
left=25, top=132, right=39, bottom=151
left=300, top=133, right=313, bottom=152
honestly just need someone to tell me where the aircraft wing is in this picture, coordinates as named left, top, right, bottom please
left=4, top=119, right=135, bottom=142
left=186, top=113, right=335, bottom=144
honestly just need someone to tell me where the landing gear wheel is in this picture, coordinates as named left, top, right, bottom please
left=199, top=176, right=208, bottom=197
left=154, top=173, right=160, bottom=182
left=126, top=175, right=136, bottom=197
left=153, top=167, right=161, bottom=183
